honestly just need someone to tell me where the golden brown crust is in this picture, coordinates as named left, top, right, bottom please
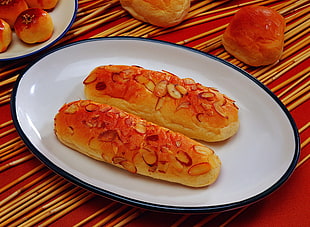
left=83, top=65, right=239, bottom=142
left=54, top=100, right=221, bottom=187
left=222, top=5, right=285, bottom=66
left=120, top=0, right=190, bottom=27
left=14, top=8, right=54, bottom=44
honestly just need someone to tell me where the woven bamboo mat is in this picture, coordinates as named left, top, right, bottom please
left=1, top=0, right=309, bottom=226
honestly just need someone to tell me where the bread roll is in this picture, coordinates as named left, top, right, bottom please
left=0, top=19, right=12, bottom=52
left=222, top=5, right=285, bottom=66
left=84, top=65, right=239, bottom=142
left=54, top=100, right=221, bottom=187
left=0, top=0, right=28, bottom=27
left=120, top=0, right=190, bottom=27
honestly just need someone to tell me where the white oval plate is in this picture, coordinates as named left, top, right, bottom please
left=0, top=0, right=77, bottom=61
left=11, top=37, right=299, bottom=213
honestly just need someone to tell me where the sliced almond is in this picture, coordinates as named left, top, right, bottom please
left=154, top=80, right=168, bottom=97
left=64, top=104, right=78, bottom=114
left=193, top=145, right=213, bottom=156
left=155, top=97, right=165, bottom=111
left=188, top=162, right=211, bottom=176
left=83, top=74, right=97, bottom=84
left=175, top=84, right=188, bottom=95
left=176, top=151, right=192, bottom=166
left=167, top=84, right=181, bottom=99
left=134, top=122, right=146, bottom=134
left=135, top=75, right=148, bottom=84
left=183, top=78, right=195, bottom=85
left=214, top=102, right=228, bottom=118
left=98, top=130, right=118, bottom=142
left=141, top=148, right=157, bottom=166
left=120, top=160, right=137, bottom=173
left=112, top=156, right=126, bottom=164
left=145, top=80, right=155, bottom=92
left=199, top=92, right=215, bottom=101
left=85, top=103, right=98, bottom=112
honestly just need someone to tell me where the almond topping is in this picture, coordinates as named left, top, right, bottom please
left=214, top=102, right=228, bottom=118
left=141, top=149, right=157, bottom=166
left=134, top=122, right=146, bottom=134
left=98, top=130, right=118, bottom=142
left=183, top=78, right=195, bottom=85
left=145, top=80, right=155, bottom=92
left=188, top=162, right=211, bottom=176
left=135, top=75, right=148, bottom=84
left=155, top=98, right=165, bottom=111
left=64, top=104, right=78, bottom=114
left=106, top=65, right=123, bottom=73
left=83, top=74, right=97, bottom=84
left=112, top=156, right=126, bottom=164
left=154, top=80, right=168, bottom=97
left=80, top=100, right=90, bottom=106
left=120, top=160, right=137, bottom=173
left=85, top=103, right=98, bottom=112
left=194, top=145, right=213, bottom=156
left=176, top=151, right=192, bottom=166
left=199, top=92, right=215, bottom=101
left=175, top=84, right=188, bottom=95
left=112, top=72, right=125, bottom=83
left=167, top=84, right=182, bottom=99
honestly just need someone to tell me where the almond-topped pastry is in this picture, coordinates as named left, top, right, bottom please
left=0, top=19, right=12, bottom=52
left=14, top=8, right=54, bottom=44
left=0, top=0, right=28, bottom=27
left=54, top=100, right=221, bottom=187
left=84, top=65, right=239, bottom=142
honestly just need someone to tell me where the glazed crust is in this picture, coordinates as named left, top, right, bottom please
left=222, top=5, right=285, bottom=66
left=83, top=65, right=239, bottom=142
left=54, top=100, right=221, bottom=187
left=120, top=0, right=190, bottom=27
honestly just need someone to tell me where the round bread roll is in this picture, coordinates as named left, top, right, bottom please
left=120, top=0, right=190, bottom=27
left=0, top=0, right=28, bottom=27
left=222, top=5, right=286, bottom=67
left=0, top=19, right=12, bottom=52
left=14, top=8, right=54, bottom=44
left=25, top=0, right=59, bottom=10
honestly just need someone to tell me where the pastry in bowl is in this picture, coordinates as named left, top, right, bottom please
left=0, top=0, right=28, bottom=27
left=25, top=0, right=59, bottom=10
left=14, top=8, right=54, bottom=44
left=0, top=18, right=12, bottom=52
